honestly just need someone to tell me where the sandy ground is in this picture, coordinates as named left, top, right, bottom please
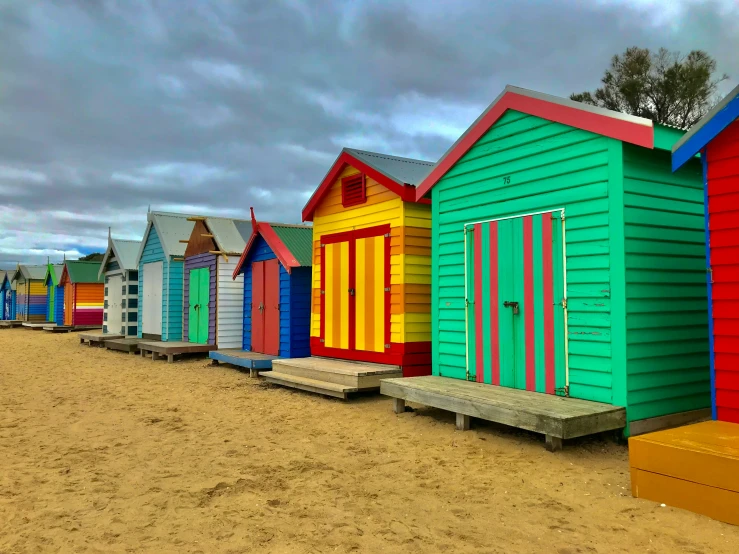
left=0, top=329, right=737, bottom=554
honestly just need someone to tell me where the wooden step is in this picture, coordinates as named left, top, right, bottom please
left=272, top=357, right=401, bottom=389
left=262, top=371, right=357, bottom=399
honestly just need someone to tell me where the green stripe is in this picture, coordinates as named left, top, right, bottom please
left=498, top=219, right=515, bottom=388
left=481, top=222, right=492, bottom=384
left=466, top=228, right=477, bottom=381
left=533, top=214, right=545, bottom=393
left=552, top=213, right=566, bottom=393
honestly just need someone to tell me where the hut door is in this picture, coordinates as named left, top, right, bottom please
left=466, top=211, right=566, bottom=395
left=321, top=226, right=389, bottom=355
left=188, top=268, right=210, bottom=344
left=48, top=286, right=55, bottom=323
left=250, top=259, right=280, bottom=355
left=142, top=261, right=163, bottom=337
left=107, top=275, right=123, bottom=334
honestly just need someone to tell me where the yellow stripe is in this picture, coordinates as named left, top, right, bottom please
left=355, top=238, right=366, bottom=351
left=324, top=244, right=334, bottom=348
left=374, top=236, right=384, bottom=352
left=339, top=241, right=349, bottom=349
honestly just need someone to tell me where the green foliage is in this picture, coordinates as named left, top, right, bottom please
left=78, top=253, right=104, bottom=262
left=571, top=47, right=728, bottom=128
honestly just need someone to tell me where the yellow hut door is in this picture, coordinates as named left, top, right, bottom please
left=321, top=225, right=390, bottom=359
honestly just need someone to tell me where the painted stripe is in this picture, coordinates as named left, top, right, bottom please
left=374, top=236, right=384, bottom=352
left=474, top=223, right=484, bottom=382
left=356, top=238, right=367, bottom=351
left=481, top=223, right=492, bottom=384
left=532, top=214, right=546, bottom=393
left=341, top=241, right=351, bottom=350
left=489, top=221, right=500, bottom=385
left=542, top=212, right=556, bottom=395
left=703, top=153, right=718, bottom=419
left=384, top=234, right=391, bottom=350
left=319, top=246, right=325, bottom=342
left=523, top=216, right=536, bottom=392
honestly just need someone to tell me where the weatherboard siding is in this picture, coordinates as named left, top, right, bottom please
left=217, top=259, right=244, bottom=350
left=289, top=267, right=312, bottom=358
left=622, top=144, right=710, bottom=421
left=707, top=120, right=739, bottom=423
left=28, top=281, right=48, bottom=322
left=183, top=253, right=217, bottom=345
left=432, top=110, right=615, bottom=403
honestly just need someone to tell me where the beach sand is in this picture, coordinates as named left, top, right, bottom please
left=0, top=328, right=736, bottom=553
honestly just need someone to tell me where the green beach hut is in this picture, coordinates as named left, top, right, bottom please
left=386, top=86, right=711, bottom=442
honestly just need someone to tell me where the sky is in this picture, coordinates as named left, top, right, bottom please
left=0, top=0, right=737, bottom=268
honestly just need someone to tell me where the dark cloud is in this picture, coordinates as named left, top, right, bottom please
left=0, top=0, right=737, bottom=267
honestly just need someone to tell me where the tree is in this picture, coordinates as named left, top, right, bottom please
left=79, top=253, right=104, bottom=262
left=571, top=47, right=728, bottom=129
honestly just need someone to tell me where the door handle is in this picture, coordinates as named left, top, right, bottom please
left=503, top=301, right=519, bottom=315
left=259, top=302, right=264, bottom=313
left=348, top=288, right=355, bottom=296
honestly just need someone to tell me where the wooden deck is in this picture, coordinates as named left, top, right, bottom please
left=0, top=320, right=22, bottom=328
left=630, top=420, right=739, bottom=526
left=105, top=338, right=143, bottom=355
left=22, top=322, right=55, bottom=331
left=380, top=376, right=626, bottom=451
left=138, top=341, right=216, bottom=363
left=79, top=330, right=118, bottom=346
left=209, top=349, right=279, bottom=376
left=263, top=357, right=403, bottom=399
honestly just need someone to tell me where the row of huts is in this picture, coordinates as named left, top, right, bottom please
left=2, top=84, right=739, bottom=524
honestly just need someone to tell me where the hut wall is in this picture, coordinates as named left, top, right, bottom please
left=707, top=119, right=739, bottom=423
left=288, top=266, right=312, bottom=358
left=73, top=283, right=104, bottom=326
left=216, top=258, right=244, bottom=350
left=64, top=283, right=74, bottom=326
left=183, top=253, right=217, bottom=345
left=28, top=280, right=47, bottom=322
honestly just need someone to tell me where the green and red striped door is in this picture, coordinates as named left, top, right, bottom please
left=466, top=211, right=566, bottom=394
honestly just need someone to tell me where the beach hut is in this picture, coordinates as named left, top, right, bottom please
left=628, top=85, right=739, bottom=526
left=0, top=271, right=6, bottom=320
left=99, top=232, right=141, bottom=337
left=217, top=209, right=313, bottom=372
left=1, top=270, right=17, bottom=321
left=134, top=212, right=198, bottom=342
left=263, top=148, right=434, bottom=398
left=43, top=263, right=65, bottom=325
left=381, top=85, right=710, bottom=448
left=59, top=261, right=104, bottom=327
left=181, top=216, right=250, bottom=348
left=16, top=265, right=49, bottom=322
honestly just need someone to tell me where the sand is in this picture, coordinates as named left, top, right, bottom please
left=0, top=329, right=736, bottom=554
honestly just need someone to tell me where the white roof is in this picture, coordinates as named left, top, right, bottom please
left=203, top=217, right=253, bottom=255
left=134, top=211, right=201, bottom=266
left=99, top=235, right=142, bottom=278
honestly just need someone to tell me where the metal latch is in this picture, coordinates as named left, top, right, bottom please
left=503, top=301, right=519, bottom=315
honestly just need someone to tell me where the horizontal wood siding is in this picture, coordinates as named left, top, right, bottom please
left=217, top=258, right=244, bottom=350
left=707, top=120, right=739, bottom=423
left=15, top=281, right=27, bottom=321
left=73, top=283, right=104, bottom=326
left=138, top=225, right=166, bottom=338
left=279, top=263, right=291, bottom=357
left=183, top=253, right=217, bottom=345
left=623, top=144, right=710, bottom=421
left=289, top=267, right=312, bottom=358
left=165, top=261, right=184, bottom=342
left=242, top=236, right=278, bottom=351
left=432, top=111, right=614, bottom=403
left=28, top=280, right=47, bottom=321
left=53, top=285, right=64, bottom=325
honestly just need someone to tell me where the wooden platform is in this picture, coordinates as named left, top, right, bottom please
left=79, top=330, right=118, bottom=346
left=209, top=349, right=279, bottom=376
left=380, top=376, right=626, bottom=451
left=630, top=420, right=739, bottom=526
left=105, top=338, right=143, bottom=355
left=263, top=357, right=403, bottom=399
left=138, top=341, right=216, bottom=363
left=22, top=322, right=55, bottom=331
left=0, top=320, right=23, bottom=328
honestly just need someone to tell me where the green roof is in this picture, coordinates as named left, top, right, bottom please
left=271, top=224, right=313, bottom=267
left=65, top=260, right=104, bottom=283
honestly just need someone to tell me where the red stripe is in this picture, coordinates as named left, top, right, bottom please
left=474, top=224, right=484, bottom=382
left=320, top=245, right=326, bottom=343
left=384, top=234, right=391, bottom=351
left=523, top=216, right=535, bottom=391
left=489, top=221, right=500, bottom=385
left=348, top=239, right=356, bottom=352
left=542, top=212, right=555, bottom=394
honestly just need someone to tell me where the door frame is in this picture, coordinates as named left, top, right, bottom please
left=142, top=261, right=164, bottom=339
left=317, top=224, right=392, bottom=362
left=107, top=274, right=123, bottom=335
left=463, top=209, right=570, bottom=390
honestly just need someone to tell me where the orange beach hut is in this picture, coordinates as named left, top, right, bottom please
left=60, top=260, right=105, bottom=327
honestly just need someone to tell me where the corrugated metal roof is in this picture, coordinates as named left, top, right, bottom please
left=150, top=212, right=199, bottom=259
left=66, top=260, right=104, bottom=283
left=205, top=217, right=252, bottom=255
left=113, top=239, right=141, bottom=270
left=19, top=265, right=48, bottom=281
left=271, top=224, right=314, bottom=267
left=345, top=148, right=435, bottom=186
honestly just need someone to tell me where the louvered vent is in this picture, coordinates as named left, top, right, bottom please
left=341, top=173, right=366, bottom=208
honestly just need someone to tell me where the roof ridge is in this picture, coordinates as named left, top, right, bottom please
left=346, top=148, right=435, bottom=166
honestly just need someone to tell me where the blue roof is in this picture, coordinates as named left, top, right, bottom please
left=673, top=84, right=739, bottom=171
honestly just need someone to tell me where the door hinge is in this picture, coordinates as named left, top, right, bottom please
left=384, top=287, right=390, bottom=292
left=384, top=233, right=390, bottom=238
left=320, top=244, right=325, bottom=248
left=384, top=344, right=390, bottom=349
left=561, top=298, right=568, bottom=309
left=320, top=290, right=325, bottom=294
left=707, top=267, right=714, bottom=283
left=320, top=338, right=325, bottom=343
left=555, top=386, right=570, bottom=397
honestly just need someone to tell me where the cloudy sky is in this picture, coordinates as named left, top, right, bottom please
left=0, top=0, right=737, bottom=267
